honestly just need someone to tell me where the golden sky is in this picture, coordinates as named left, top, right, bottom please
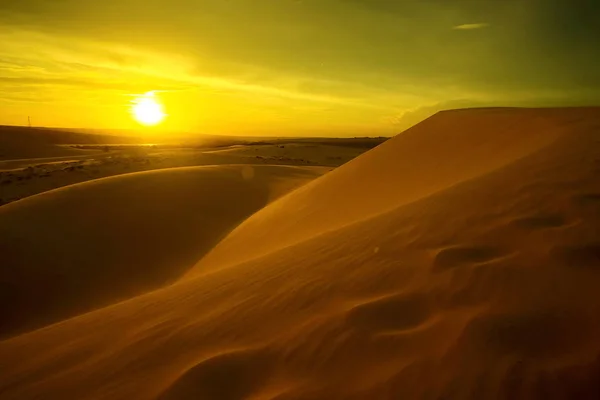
left=0, top=0, right=598, bottom=136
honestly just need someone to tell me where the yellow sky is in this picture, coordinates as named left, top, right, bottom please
left=0, top=26, right=421, bottom=136
left=0, top=1, right=598, bottom=136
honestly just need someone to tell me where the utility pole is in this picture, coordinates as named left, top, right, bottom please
left=28, top=116, right=31, bottom=128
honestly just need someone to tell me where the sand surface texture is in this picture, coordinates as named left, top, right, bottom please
left=1, top=107, right=599, bottom=399
left=0, top=165, right=326, bottom=338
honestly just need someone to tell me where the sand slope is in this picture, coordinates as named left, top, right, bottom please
left=1, top=107, right=599, bottom=399
left=187, top=107, right=594, bottom=275
left=0, top=165, right=326, bottom=338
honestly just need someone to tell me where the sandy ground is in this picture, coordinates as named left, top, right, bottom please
left=0, top=142, right=365, bottom=206
left=1, top=107, right=600, bottom=399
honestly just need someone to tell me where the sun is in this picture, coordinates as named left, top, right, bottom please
left=131, top=92, right=166, bottom=126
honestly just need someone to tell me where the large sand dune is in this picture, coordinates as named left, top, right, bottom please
left=1, top=107, right=599, bottom=399
left=187, top=107, right=598, bottom=275
left=0, top=165, right=326, bottom=338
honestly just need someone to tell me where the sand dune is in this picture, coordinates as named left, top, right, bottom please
left=0, top=126, right=144, bottom=161
left=187, top=107, right=597, bottom=275
left=0, top=165, right=326, bottom=338
left=0, top=126, right=117, bottom=161
left=0, top=138, right=98, bottom=161
left=1, top=107, right=600, bottom=399
left=0, top=141, right=358, bottom=206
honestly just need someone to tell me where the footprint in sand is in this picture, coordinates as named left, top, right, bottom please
left=346, top=292, right=433, bottom=333
left=509, top=214, right=568, bottom=230
left=159, top=348, right=275, bottom=400
left=433, top=246, right=509, bottom=271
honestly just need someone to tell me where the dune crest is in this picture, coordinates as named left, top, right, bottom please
left=0, top=165, right=326, bottom=338
left=1, top=107, right=599, bottom=399
left=187, top=107, right=594, bottom=276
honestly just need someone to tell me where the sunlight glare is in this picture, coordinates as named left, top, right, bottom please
left=132, top=92, right=166, bottom=126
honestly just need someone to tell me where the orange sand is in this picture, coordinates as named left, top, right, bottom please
left=0, top=165, right=326, bottom=338
left=1, top=107, right=599, bottom=399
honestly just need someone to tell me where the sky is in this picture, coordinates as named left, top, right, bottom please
left=0, top=0, right=599, bottom=136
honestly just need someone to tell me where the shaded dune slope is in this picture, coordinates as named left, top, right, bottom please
left=0, top=165, right=326, bottom=338
left=1, top=107, right=600, bottom=399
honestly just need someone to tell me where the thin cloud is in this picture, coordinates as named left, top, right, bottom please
left=0, top=28, right=391, bottom=110
left=453, top=23, right=490, bottom=30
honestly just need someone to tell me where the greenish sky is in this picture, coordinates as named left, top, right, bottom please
left=0, top=0, right=598, bottom=136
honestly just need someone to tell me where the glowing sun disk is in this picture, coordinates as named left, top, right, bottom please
left=132, top=92, right=166, bottom=126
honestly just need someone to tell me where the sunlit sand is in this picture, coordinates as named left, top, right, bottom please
left=1, top=107, right=600, bottom=399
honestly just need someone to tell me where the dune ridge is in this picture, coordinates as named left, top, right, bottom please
left=186, top=107, right=595, bottom=276
left=1, top=107, right=599, bottom=399
left=0, top=164, right=327, bottom=338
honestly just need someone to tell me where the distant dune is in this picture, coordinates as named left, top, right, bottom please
left=204, top=142, right=370, bottom=166
left=0, top=125, right=388, bottom=162
left=1, top=107, right=599, bottom=399
left=0, top=136, right=371, bottom=205
left=0, top=125, right=142, bottom=161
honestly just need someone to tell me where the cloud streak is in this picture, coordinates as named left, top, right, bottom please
left=452, top=23, right=490, bottom=30
left=0, top=29, right=356, bottom=106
